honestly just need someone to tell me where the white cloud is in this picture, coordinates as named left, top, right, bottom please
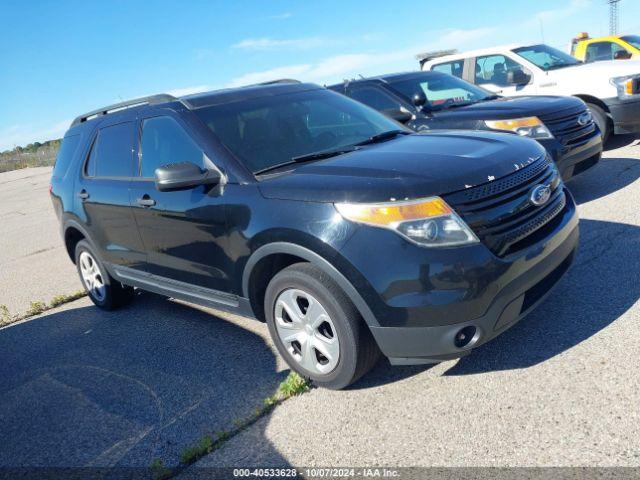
left=227, top=64, right=313, bottom=87
left=269, top=12, right=292, bottom=20
left=528, top=0, right=592, bottom=26
left=167, top=85, right=215, bottom=97
left=231, top=36, right=340, bottom=51
left=0, top=119, right=71, bottom=152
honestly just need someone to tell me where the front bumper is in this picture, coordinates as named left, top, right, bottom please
left=339, top=191, right=579, bottom=364
left=538, top=133, right=602, bottom=181
left=604, top=97, right=640, bottom=135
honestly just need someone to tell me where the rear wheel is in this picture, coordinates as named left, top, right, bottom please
left=75, top=240, right=134, bottom=310
left=265, top=263, right=380, bottom=389
left=587, top=103, right=611, bottom=143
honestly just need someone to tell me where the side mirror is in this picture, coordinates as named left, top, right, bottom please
left=507, top=68, right=531, bottom=86
left=154, top=162, right=221, bottom=192
left=614, top=50, right=632, bottom=60
left=381, top=107, right=413, bottom=124
left=412, top=92, right=427, bottom=108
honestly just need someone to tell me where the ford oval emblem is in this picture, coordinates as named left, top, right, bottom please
left=577, top=112, right=591, bottom=126
left=530, top=184, right=551, bottom=206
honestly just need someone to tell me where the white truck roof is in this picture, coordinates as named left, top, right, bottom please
left=419, top=44, right=525, bottom=65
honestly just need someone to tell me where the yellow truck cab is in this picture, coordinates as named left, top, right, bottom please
left=571, top=33, right=640, bottom=62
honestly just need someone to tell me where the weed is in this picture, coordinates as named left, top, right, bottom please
left=26, top=301, right=46, bottom=316
left=50, top=290, right=86, bottom=308
left=180, top=435, right=214, bottom=464
left=278, top=371, right=310, bottom=398
left=0, top=304, right=12, bottom=325
left=150, top=458, right=172, bottom=480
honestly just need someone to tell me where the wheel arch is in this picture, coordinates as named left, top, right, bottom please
left=62, top=220, right=95, bottom=264
left=574, top=94, right=611, bottom=114
left=242, top=242, right=379, bottom=327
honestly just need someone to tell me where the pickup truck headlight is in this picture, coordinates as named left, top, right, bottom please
left=335, top=197, right=478, bottom=247
left=610, top=75, right=640, bottom=99
left=484, top=117, right=554, bottom=139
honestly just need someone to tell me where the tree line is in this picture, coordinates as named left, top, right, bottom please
left=0, top=139, right=61, bottom=173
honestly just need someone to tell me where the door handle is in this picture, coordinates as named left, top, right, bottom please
left=136, top=195, right=156, bottom=207
left=77, top=190, right=89, bottom=200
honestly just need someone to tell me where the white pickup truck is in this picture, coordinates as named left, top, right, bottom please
left=419, top=43, right=640, bottom=141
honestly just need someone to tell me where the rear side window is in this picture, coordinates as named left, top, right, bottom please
left=139, top=116, right=204, bottom=178
left=585, top=41, right=626, bottom=62
left=85, top=122, right=134, bottom=178
left=349, top=87, right=400, bottom=111
left=431, top=60, right=464, bottom=79
left=52, top=134, right=80, bottom=178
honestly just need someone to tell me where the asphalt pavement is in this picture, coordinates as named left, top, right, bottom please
left=0, top=136, right=639, bottom=469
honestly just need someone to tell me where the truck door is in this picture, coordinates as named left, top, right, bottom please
left=472, top=54, right=536, bottom=96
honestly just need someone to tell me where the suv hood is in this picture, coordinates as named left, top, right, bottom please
left=429, top=95, right=584, bottom=121
left=258, top=131, right=547, bottom=203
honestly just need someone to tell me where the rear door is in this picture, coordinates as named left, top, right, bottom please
left=128, top=113, right=229, bottom=292
left=75, top=117, right=146, bottom=269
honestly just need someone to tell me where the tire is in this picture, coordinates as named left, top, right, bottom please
left=264, top=262, right=380, bottom=390
left=75, top=240, right=134, bottom=310
left=587, top=103, right=611, bottom=144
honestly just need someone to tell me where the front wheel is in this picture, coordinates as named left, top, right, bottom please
left=587, top=103, right=611, bottom=143
left=75, top=240, right=134, bottom=310
left=265, top=263, right=380, bottom=390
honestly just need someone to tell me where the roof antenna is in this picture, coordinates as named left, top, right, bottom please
left=358, top=74, right=365, bottom=79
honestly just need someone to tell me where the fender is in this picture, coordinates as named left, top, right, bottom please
left=242, top=242, right=380, bottom=327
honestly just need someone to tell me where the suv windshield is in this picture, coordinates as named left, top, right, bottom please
left=389, top=72, right=495, bottom=111
left=513, top=44, right=582, bottom=71
left=621, top=35, right=640, bottom=50
left=194, top=88, right=402, bottom=173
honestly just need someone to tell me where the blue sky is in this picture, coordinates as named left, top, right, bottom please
left=2, top=0, right=639, bottom=151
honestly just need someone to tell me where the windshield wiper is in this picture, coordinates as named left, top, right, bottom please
left=355, top=130, right=411, bottom=146
left=481, top=94, right=501, bottom=101
left=254, top=147, right=359, bottom=175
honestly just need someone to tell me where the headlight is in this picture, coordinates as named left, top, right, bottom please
left=334, top=197, right=478, bottom=247
left=610, top=75, right=640, bottom=99
left=484, top=117, right=553, bottom=139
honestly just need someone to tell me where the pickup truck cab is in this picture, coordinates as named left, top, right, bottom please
left=420, top=43, right=640, bottom=141
left=571, top=34, right=640, bottom=63
left=329, top=71, right=602, bottom=181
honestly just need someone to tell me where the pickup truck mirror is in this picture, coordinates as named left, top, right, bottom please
left=154, top=162, right=221, bottom=192
left=507, top=68, right=531, bottom=86
left=614, top=50, right=632, bottom=60
left=381, top=107, right=413, bottom=124
left=412, top=92, right=427, bottom=108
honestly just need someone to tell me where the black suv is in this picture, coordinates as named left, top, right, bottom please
left=51, top=81, right=579, bottom=389
left=329, top=71, right=603, bottom=181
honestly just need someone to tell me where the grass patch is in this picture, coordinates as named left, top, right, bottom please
left=26, top=301, right=47, bottom=316
left=0, top=291, right=87, bottom=328
left=168, top=372, right=311, bottom=473
left=50, top=290, right=86, bottom=308
left=150, top=458, right=172, bottom=480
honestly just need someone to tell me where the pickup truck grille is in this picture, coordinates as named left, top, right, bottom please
left=443, top=155, right=565, bottom=257
left=538, top=105, right=597, bottom=146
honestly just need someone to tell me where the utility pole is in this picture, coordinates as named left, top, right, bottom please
left=608, top=0, right=621, bottom=35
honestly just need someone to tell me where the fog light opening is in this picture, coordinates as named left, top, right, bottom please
left=454, top=326, right=479, bottom=349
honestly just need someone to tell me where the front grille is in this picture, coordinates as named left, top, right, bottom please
left=443, top=156, right=566, bottom=257
left=539, top=105, right=597, bottom=146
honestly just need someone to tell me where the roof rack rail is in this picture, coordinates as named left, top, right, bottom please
left=256, top=79, right=302, bottom=86
left=415, top=49, right=458, bottom=67
left=71, top=94, right=178, bottom=127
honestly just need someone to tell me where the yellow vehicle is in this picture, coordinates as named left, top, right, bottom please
left=571, top=33, right=640, bottom=62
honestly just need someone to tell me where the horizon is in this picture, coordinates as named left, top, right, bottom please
left=2, top=0, right=639, bottom=151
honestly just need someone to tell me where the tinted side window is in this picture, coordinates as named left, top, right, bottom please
left=431, top=60, right=464, bottom=79
left=52, top=134, right=80, bottom=178
left=475, top=55, right=523, bottom=87
left=585, top=41, right=626, bottom=62
left=349, top=87, right=400, bottom=111
left=140, top=116, right=203, bottom=178
left=85, top=122, right=134, bottom=178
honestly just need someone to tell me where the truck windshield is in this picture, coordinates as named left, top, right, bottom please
left=194, top=88, right=403, bottom=174
left=621, top=35, right=640, bottom=50
left=513, top=44, right=582, bottom=71
left=389, top=72, right=495, bottom=112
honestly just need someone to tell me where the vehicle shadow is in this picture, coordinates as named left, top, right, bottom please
left=0, top=293, right=290, bottom=469
left=603, top=133, right=639, bottom=152
left=568, top=155, right=640, bottom=205
left=444, top=218, right=640, bottom=376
